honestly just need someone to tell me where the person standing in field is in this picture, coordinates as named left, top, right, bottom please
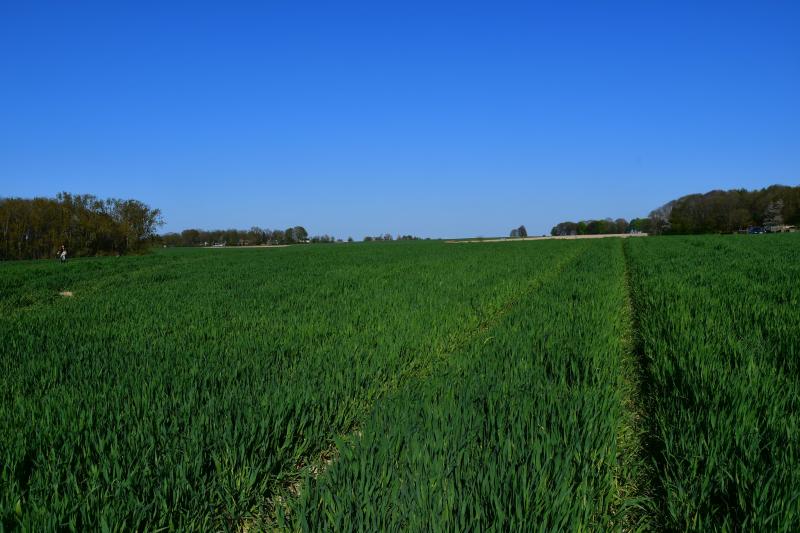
left=58, top=245, right=67, bottom=263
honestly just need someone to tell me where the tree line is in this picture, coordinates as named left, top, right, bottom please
left=158, top=226, right=432, bottom=246
left=160, top=229, right=417, bottom=246
left=159, top=226, right=312, bottom=247
left=1, top=193, right=163, bottom=260
left=363, top=234, right=421, bottom=242
left=551, top=184, right=800, bottom=236
left=0, top=190, right=426, bottom=260
left=160, top=229, right=423, bottom=246
left=550, top=218, right=643, bottom=236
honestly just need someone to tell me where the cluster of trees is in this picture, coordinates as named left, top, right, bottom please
left=1, top=193, right=163, bottom=260
left=363, top=234, right=421, bottom=242
left=159, top=226, right=309, bottom=247
left=664, top=185, right=799, bottom=234
left=509, top=225, right=528, bottom=238
left=550, top=218, right=639, bottom=236
left=309, top=235, right=344, bottom=244
left=551, top=185, right=800, bottom=236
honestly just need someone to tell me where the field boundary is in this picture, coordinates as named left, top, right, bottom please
left=446, top=234, right=648, bottom=244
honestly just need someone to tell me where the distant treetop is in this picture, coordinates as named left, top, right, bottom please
left=551, top=184, right=800, bottom=236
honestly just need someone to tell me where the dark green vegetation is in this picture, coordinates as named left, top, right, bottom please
left=2, top=234, right=799, bottom=530
left=665, top=185, right=799, bottom=234
left=551, top=183, right=800, bottom=236
left=0, top=191, right=411, bottom=259
left=0, top=193, right=163, bottom=260
left=627, top=235, right=800, bottom=530
left=160, top=228, right=419, bottom=246
left=160, top=226, right=312, bottom=247
left=292, top=240, right=645, bottom=530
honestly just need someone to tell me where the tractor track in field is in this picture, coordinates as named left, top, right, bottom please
left=255, top=243, right=591, bottom=529
left=273, top=241, right=657, bottom=530
left=385, top=241, right=589, bottom=390
left=258, top=241, right=662, bottom=531
left=620, top=238, right=660, bottom=529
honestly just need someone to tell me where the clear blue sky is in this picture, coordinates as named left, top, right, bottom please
left=2, top=1, right=798, bottom=238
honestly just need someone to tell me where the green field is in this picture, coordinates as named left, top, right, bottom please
left=2, top=235, right=799, bottom=530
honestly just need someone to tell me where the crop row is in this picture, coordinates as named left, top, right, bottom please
left=288, top=239, right=648, bottom=530
left=4, top=234, right=798, bottom=529
left=625, top=234, right=800, bottom=530
left=1, top=241, right=575, bottom=530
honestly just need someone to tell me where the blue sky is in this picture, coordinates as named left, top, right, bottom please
left=1, top=1, right=798, bottom=238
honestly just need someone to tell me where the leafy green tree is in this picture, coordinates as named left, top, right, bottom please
left=0, top=193, right=163, bottom=260
left=293, top=226, right=309, bottom=242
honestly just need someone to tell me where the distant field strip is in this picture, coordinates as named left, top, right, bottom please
left=446, top=233, right=648, bottom=243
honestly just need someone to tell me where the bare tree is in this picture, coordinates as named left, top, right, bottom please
left=763, top=199, right=785, bottom=228
left=648, top=200, right=675, bottom=235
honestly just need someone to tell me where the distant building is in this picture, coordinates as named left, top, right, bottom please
left=766, top=225, right=796, bottom=233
